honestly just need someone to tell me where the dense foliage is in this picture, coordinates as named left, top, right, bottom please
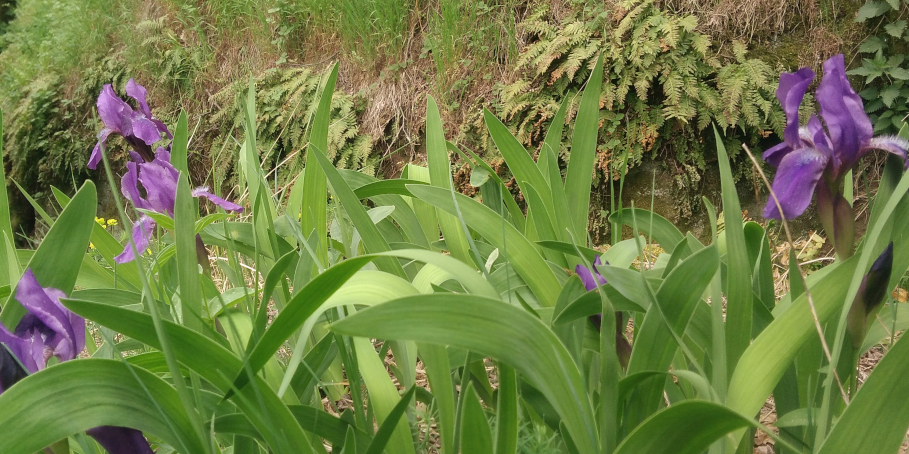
left=0, top=49, right=908, bottom=453
left=0, top=0, right=881, bottom=241
left=486, top=0, right=784, bottom=177
left=850, top=0, right=909, bottom=135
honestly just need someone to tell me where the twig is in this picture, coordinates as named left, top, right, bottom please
left=742, top=144, right=850, bottom=405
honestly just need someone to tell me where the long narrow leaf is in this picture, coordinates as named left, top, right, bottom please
left=564, top=53, right=603, bottom=242
left=0, top=359, right=205, bottom=453
left=0, top=181, right=95, bottom=328
left=330, top=294, right=598, bottom=453
left=407, top=185, right=561, bottom=306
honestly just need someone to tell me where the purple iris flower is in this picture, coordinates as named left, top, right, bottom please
left=88, top=79, right=172, bottom=170
left=574, top=256, right=632, bottom=368
left=87, top=79, right=243, bottom=263
left=0, top=270, right=154, bottom=454
left=114, top=147, right=243, bottom=264
left=762, top=54, right=908, bottom=256
left=575, top=256, right=608, bottom=329
left=576, top=255, right=607, bottom=291
left=0, top=269, right=84, bottom=378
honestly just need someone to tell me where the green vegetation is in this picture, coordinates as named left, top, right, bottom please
left=0, top=0, right=882, bottom=241
left=850, top=0, right=909, bottom=134
left=480, top=0, right=784, bottom=213
left=0, top=54, right=908, bottom=453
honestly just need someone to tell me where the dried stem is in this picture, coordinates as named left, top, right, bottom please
left=742, top=144, right=850, bottom=405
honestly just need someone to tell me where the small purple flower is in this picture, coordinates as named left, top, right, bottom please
left=88, top=79, right=243, bottom=264
left=574, top=256, right=631, bottom=368
left=575, top=256, right=607, bottom=291
left=575, top=256, right=608, bottom=329
left=0, top=270, right=153, bottom=453
left=762, top=55, right=908, bottom=257
left=88, top=79, right=172, bottom=170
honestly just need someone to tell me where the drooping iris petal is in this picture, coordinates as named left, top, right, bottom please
left=763, top=147, right=828, bottom=220
left=137, top=159, right=179, bottom=215
left=88, top=129, right=114, bottom=170
left=765, top=125, right=825, bottom=168
left=130, top=116, right=166, bottom=146
left=13, top=270, right=84, bottom=365
left=114, top=216, right=156, bottom=264
left=575, top=256, right=607, bottom=291
left=120, top=162, right=149, bottom=211
left=762, top=141, right=793, bottom=168
left=96, top=85, right=130, bottom=131
left=0, top=324, right=38, bottom=374
left=86, top=426, right=155, bottom=454
left=867, top=136, right=909, bottom=166
left=815, top=54, right=873, bottom=171
left=777, top=67, right=815, bottom=146
left=192, top=187, right=244, bottom=213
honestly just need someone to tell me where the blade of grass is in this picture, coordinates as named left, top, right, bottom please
left=407, top=185, right=561, bottom=306
left=175, top=174, right=203, bottom=332
left=0, top=181, right=95, bottom=328
left=300, top=63, right=339, bottom=273
left=311, top=147, right=406, bottom=278
left=228, top=256, right=376, bottom=396
left=564, top=53, right=603, bottom=242
left=426, top=96, right=473, bottom=265
left=171, top=110, right=189, bottom=174
left=714, top=127, right=752, bottom=375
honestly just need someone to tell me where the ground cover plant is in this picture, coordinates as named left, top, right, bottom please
left=1, top=45, right=909, bottom=454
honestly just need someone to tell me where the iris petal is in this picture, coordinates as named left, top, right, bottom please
left=14, top=270, right=82, bottom=363
left=776, top=67, right=815, bottom=146
left=762, top=142, right=793, bottom=168
left=88, top=129, right=113, bottom=170
left=86, top=426, right=155, bottom=454
left=0, top=323, right=36, bottom=376
left=866, top=136, right=909, bottom=166
left=120, top=162, right=149, bottom=211
left=192, top=187, right=244, bottom=213
left=115, top=216, right=156, bottom=264
left=125, top=79, right=152, bottom=118
left=763, top=147, right=828, bottom=219
left=137, top=160, right=179, bottom=215
left=575, top=256, right=607, bottom=291
left=130, top=117, right=164, bottom=146
left=96, top=85, right=129, bottom=132
left=816, top=54, right=873, bottom=169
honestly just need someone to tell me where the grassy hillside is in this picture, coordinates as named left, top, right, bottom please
left=0, top=0, right=871, bottom=242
